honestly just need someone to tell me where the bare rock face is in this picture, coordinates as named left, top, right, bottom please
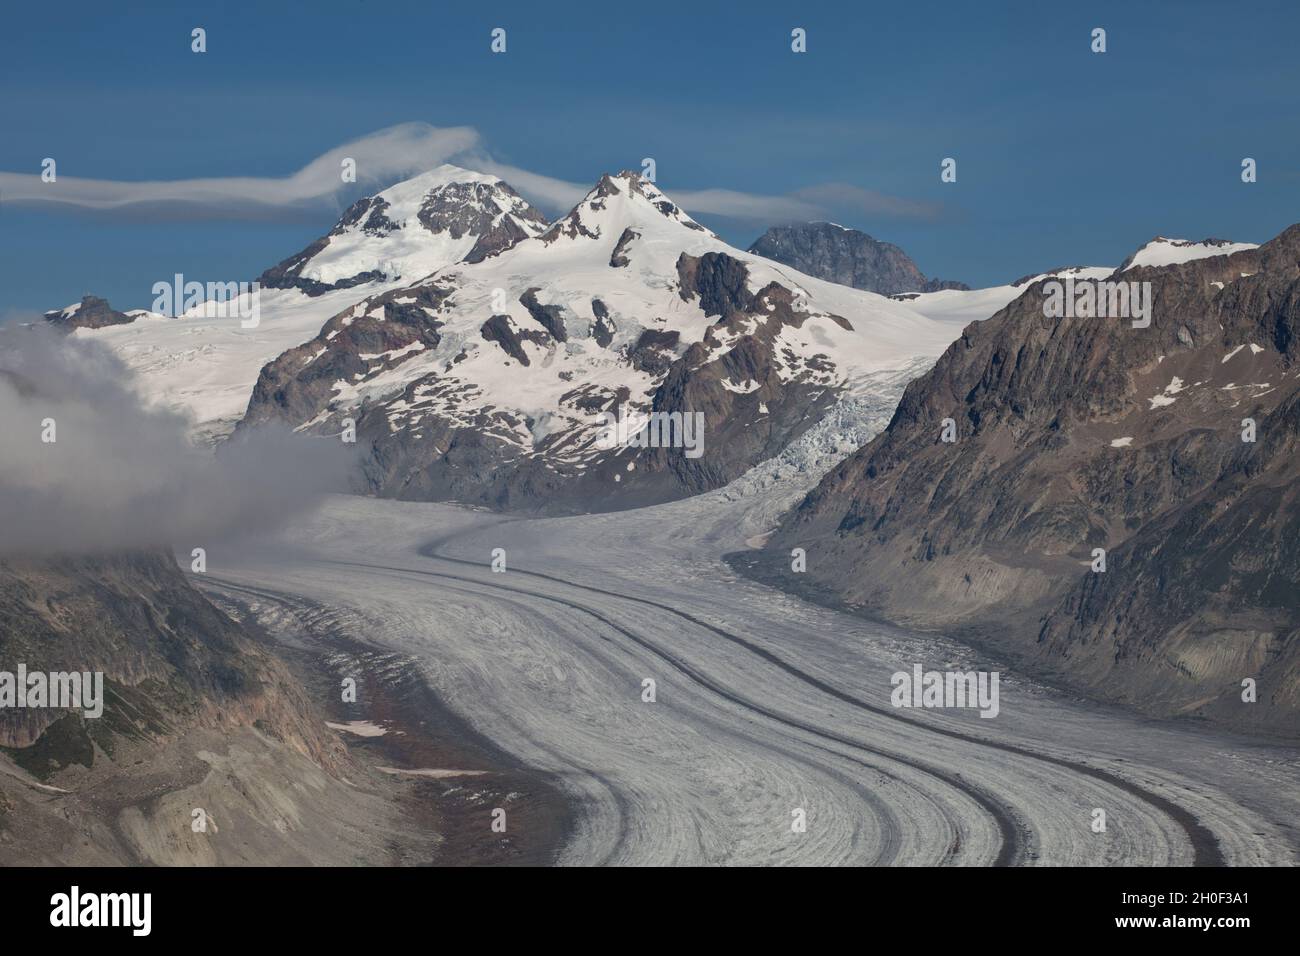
left=0, top=551, right=462, bottom=866
left=241, top=283, right=450, bottom=432
left=676, top=251, right=754, bottom=315
left=42, top=296, right=136, bottom=331
left=765, top=224, right=1300, bottom=734
left=481, top=314, right=545, bottom=366
left=748, top=222, right=966, bottom=295
left=0, top=552, right=343, bottom=768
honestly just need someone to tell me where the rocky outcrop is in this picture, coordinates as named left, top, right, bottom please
left=748, top=222, right=965, bottom=295
left=42, top=296, right=136, bottom=331
left=240, top=282, right=450, bottom=431
left=763, top=224, right=1300, bottom=734
left=590, top=299, right=615, bottom=347
left=676, top=251, right=754, bottom=316
left=610, top=228, right=639, bottom=267
left=465, top=213, right=539, bottom=264
left=481, top=314, right=547, bottom=366
left=519, top=288, right=569, bottom=342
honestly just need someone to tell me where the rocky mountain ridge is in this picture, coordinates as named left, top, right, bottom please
left=762, top=225, right=1299, bottom=733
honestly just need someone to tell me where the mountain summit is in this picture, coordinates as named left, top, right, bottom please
left=259, top=164, right=549, bottom=296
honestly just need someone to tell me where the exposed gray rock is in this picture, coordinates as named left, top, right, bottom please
left=676, top=251, right=753, bottom=316
left=590, top=299, right=615, bottom=347
left=610, top=227, right=639, bottom=268
left=240, top=283, right=449, bottom=430
left=519, top=288, right=568, bottom=343
left=481, top=314, right=546, bottom=366
left=626, top=329, right=679, bottom=375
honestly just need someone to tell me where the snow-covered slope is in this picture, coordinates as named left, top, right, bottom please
left=78, top=287, right=390, bottom=443
left=71, top=166, right=549, bottom=443
left=242, top=171, right=958, bottom=512
left=1120, top=236, right=1257, bottom=272
left=891, top=266, right=1113, bottom=329
left=896, top=238, right=1255, bottom=329
left=895, top=236, right=1257, bottom=331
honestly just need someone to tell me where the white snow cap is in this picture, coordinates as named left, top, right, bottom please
left=298, top=163, right=546, bottom=286
left=370, top=163, right=507, bottom=219
left=1122, top=236, right=1257, bottom=272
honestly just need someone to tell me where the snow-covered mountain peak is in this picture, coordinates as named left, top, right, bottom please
left=260, top=165, right=548, bottom=296
left=539, top=171, right=712, bottom=248
left=235, top=166, right=959, bottom=512
left=370, top=163, right=504, bottom=212
left=367, top=163, right=547, bottom=247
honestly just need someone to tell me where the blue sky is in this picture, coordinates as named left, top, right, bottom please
left=2, top=0, right=1297, bottom=314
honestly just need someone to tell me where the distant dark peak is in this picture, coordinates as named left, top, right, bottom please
left=922, top=278, right=971, bottom=292
left=748, top=222, right=956, bottom=296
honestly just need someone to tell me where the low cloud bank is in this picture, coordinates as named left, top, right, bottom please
left=0, top=326, right=354, bottom=557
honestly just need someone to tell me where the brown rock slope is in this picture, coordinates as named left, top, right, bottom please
left=0, top=552, right=419, bottom=864
left=767, top=224, right=1300, bottom=734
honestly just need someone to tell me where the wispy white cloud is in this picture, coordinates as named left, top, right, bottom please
left=452, top=157, right=942, bottom=224
left=0, top=121, right=943, bottom=224
left=0, top=123, right=480, bottom=214
left=791, top=183, right=943, bottom=221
